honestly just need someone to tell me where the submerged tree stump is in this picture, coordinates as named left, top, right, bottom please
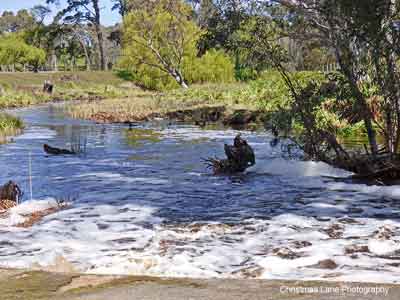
left=0, top=181, right=22, bottom=210
left=206, top=134, right=256, bottom=174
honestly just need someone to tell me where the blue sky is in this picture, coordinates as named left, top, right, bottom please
left=0, top=0, right=121, bottom=26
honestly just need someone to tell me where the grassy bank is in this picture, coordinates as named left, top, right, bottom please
left=0, top=71, right=136, bottom=109
left=0, top=71, right=137, bottom=140
left=66, top=83, right=260, bottom=123
left=0, top=70, right=366, bottom=140
left=66, top=72, right=289, bottom=123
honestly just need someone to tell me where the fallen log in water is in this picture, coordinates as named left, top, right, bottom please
left=44, top=144, right=76, bottom=155
left=329, top=152, right=400, bottom=183
left=0, top=181, right=22, bottom=210
left=205, top=134, right=255, bottom=174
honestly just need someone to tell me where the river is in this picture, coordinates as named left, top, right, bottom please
left=0, top=103, right=399, bottom=283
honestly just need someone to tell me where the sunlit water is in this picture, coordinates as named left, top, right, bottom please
left=0, top=103, right=400, bottom=283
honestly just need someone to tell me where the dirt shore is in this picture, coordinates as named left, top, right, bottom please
left=0, top=268, right=399, bottom=300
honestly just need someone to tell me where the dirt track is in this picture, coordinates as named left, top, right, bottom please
left=0, top=268, right=399, bottom=300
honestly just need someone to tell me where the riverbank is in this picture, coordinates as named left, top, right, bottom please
left=1, top=268, right=398, bottom=300
left=0, top=71, right=140, bottom=140
left=67, top=83, right=267, bottom=130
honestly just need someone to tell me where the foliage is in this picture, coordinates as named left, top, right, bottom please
left=120, top=0, right=201, bottom=89
left=184, top=49, right=235, bottom=84
left=0, top=34, right=46, bottom=70
left=46, top=0, right=106, bottom=70
left=0, top=10, right=36, bottom=33
left=0, top=113, right=24, bottom=143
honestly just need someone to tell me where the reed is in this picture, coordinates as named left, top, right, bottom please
left=0, top=113, right=24, bottom=143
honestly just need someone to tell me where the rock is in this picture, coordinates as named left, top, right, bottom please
left=310, top=259, right=338, bottom=270
left=205, top=134, right=255, bottom=174
left=272, top=247, right=301, bottom=259
left=345, top=245, right=370, bottom=255
left=232, top=266, right=264, bottom=278
left=374, top=225, right=395, bottom=240
left=323, top=224, right=344, bottom=239
left=292, top=241, right=313, bottom=249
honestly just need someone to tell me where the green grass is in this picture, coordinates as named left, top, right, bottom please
left=0, top=113, right=24, bottom=143
left=0, top=71, right=136, bottom=141
left=0, top=71, right=124, bottom=87
left=0, top=71, right=134, bottom=110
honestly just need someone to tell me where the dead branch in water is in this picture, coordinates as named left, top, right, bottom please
left=205, top=134, right=256, bottom=174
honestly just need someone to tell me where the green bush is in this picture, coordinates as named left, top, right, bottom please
left=235, top=67, right=258, bottom=81
left=119, top=49, right=235, bottom=91
left=184, top=49, right=235, bottom=84
left=0, top=34, right=46, bottom=69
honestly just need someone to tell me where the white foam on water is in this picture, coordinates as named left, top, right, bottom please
left=253, top=158, right=352, bottom=178
left=0, top=198, right=60, bottom=227
left=14, top=127, right=57, bottom=140
left=3, top=124, right=400, bottom=283
left=75, top=172, right=169, bottom=185
left=0, top=196, right=399, bottom=284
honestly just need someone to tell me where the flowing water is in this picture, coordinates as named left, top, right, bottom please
left=0, top=103, right=400, bottom=283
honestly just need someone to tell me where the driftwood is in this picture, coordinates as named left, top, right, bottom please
left=44, top=144, right=76, bottom=155
left=206, top=134, right=255, bottom=174
left=0, top=181, right=22, bottom=210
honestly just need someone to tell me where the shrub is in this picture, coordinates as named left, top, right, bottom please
left=184, top=49, right=235, bottom=84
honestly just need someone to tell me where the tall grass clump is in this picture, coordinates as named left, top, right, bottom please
left=0, top=113, right=24, bottom=143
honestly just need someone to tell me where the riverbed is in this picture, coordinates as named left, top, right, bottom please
left=0, top=103, right=399, bottom=283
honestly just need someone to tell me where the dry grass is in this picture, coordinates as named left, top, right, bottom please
left=0, top=71, right=134, bottom=110
left=67, top=83, right=256, bottom=123
left=0, top=71, right=124, bottom=88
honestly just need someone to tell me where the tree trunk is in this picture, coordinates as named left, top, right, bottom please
left=93, top=0, right=106, bottom=71
left=172, top=70, right=188, bottom=89
left=334, top=46, right=379, bottom=155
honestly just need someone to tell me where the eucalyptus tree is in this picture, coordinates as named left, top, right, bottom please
left=46, top=0, right=106, bottom=70
left=271, top=0, right=400, bottom=156
left=0, top=10, right=36, bottom=33
left=112, top=0, right=130, bottom=17
left=122, top=0, right=201, bottom=88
